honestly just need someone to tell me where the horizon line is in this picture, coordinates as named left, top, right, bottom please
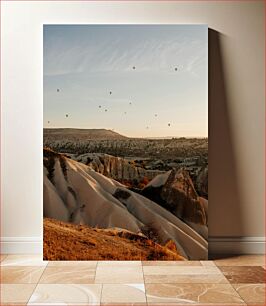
left=43, top=127, right=208, bottom=139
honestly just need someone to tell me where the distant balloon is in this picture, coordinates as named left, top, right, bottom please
left=124, top=112, right=127, bottom=115
left=168, top=123, right=171, bottom=127
left=146, top=126, right=149, bottom=129
left=129, top=102, right=132, bottom=105
left=99, top=105, right=101, bottom=108
left=105, top=109, right=108, bottom=112
left=57, top=89, right=60, bottom=92
left=109, top=91, right=112, bottom=95
left=48, top=121, right=50, bottom=124
left=155, top=114, right=158, bottom=117
left=174, top=67, right=178, bottom=71
left=132, top=66, right=136, bottom=70
left=66, top=114, right=69, bottom=118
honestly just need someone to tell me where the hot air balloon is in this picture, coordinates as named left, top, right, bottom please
left=175, top=67, right=178, bottom=71
left=99, top=105, right=102, bottom=108
left=132, top=66, right=136, bottom=70
left=66, top=114, right=69, bottom=118
left=57, top=89, right=60, bottom=92
left=48, top=121, right=50, bottom=124
left=109, top=91, right=112, bottom=95
left=105, top=109, right=108, bottom=112
left=168, top=123, right=171, bottom=127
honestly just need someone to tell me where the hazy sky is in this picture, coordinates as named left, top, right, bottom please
left=44, top=25, right=207, bottom=138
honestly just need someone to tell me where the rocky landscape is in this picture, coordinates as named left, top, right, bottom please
left=43, top=147, right=208, bottom=260
left=44, top=128, right=208, bottom=196
left=44, top=128, right=208, bottom=159
left=66, top=152, right=163, bottom=188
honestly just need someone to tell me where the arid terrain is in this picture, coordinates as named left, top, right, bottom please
left=44, top=128, right=207, bottom=159
left=43, top=143, right=208, bottom=260
left=44, top=218, right=185, bottom=261
left=44, top=128, right=208, bottom=197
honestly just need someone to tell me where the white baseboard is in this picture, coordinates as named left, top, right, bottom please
left=209, top=236, right=265, bottom=255
left=1, top=237, right=43, bottom=254
left=1, top=236, right=265, bottom=255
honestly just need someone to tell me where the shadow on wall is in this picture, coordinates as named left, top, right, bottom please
left=208, top=29, right=245, bottom=245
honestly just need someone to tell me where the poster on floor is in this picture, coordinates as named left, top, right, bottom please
left=43, top=25, right=208, bottom=260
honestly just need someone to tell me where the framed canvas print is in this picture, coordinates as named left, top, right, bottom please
left=43, top=24, right=208, bottom=260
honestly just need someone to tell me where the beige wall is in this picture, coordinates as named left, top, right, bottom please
left=1, top=1, right=265, bottom=251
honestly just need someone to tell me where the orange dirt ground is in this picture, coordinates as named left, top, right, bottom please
left=44, top=218, right=185, bottom=261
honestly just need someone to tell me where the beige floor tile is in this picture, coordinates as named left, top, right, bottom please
left=28, top=284, right=102, bottom=305
left=1, top=304, right=28, bottom=306
left=214, top=255, right=265, bottom=266
left=0, top=254, right=7, bottom=262
left=95, top=265, right=144, bottom=283
left=1, top=255, right=48, bottom=267
left=101, top=304, right=147, bottom=306
left=233, top=284, right=266, bottom=303
left=200, top=260, right=217, bottom=266
left=1, top=266, right=45, bottom=284
left=144, top=274, right=229, bottom=284
left=101, top=284, right=146, bottom=303
left=146, top=304, right=247, bottom=306
left=1, top=284, right=36, bottom=304
left=98, top=260, right=142, bottom=266
left=48, top=260, right=98, bottom=267
left=143, top=265, right=228, bottom=284
left=39, top=266, right=96, bottom=284
left=143, top=266, right=221, bottom=275
left=142, top=260, right=201, bottom=266
left=145, top=283, right=245, bottom=304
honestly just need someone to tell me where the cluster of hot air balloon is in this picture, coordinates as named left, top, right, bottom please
left=48, top=65, right=178, bottom=128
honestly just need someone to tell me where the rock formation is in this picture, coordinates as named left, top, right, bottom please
left=196, top=166, right=208, bottom=198
left=43, top=148, right=208, bottom=260
left=142, top=168, right=208, bottom=240
left=69, top=152, right=163, bottom=184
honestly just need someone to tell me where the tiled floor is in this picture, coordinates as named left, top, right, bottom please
left=0, top=255, right=265, bottom=305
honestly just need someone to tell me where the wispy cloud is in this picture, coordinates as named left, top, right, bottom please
left=44, top=31, right=206, bottom=77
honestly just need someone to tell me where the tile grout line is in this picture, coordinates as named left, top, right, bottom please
left=141, top=260, right=148, bottom=306
left=231, top=283, right=266, bottom=306
left=141, top=283, right=249, bottom=306
left=228, top=282, right=262, bottom=305
left=26, top=258, right=48, bottom=305
left=95, top=260, right=104, bottom=305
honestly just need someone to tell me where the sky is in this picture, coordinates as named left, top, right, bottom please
left=43, top=25, right=208, bottom=138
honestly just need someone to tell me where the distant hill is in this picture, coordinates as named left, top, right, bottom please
left=44, top=128, right=127, bottom=140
